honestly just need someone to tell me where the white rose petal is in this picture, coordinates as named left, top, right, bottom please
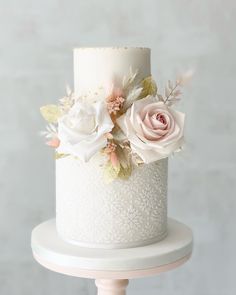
left=57, top=101, right=114, bottom=162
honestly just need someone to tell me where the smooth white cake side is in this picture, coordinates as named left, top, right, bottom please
left=73, top=47, right=151, bottom=96
left=56, top=157, right=168, bottom=249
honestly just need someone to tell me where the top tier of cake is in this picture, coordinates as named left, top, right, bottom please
left=73, top=47, right=151, bottom=96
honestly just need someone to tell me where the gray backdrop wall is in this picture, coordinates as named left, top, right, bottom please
left=0, top=0, right=235, bottom=294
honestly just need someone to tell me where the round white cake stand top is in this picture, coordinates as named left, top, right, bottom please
left=31, top=218, right=193, bottom=295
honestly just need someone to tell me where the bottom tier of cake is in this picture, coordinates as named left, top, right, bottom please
left=56, top=157, right=168, bottom=249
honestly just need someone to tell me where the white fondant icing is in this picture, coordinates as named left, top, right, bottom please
left=56, top=157, right=168, bottom=249
left=73, top=47, right=151, bottom=96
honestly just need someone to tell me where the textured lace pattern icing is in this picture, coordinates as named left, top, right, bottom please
left=56, top=157, right=168, bottom=249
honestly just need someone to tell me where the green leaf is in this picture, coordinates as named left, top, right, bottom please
left=140, top=76, right=157, bottom=98
left=55, top=152, right=68, bottom=160
left=104, top=161, right=121, bottom=183
left=40, top=104, right=62, bottom=123
left=118, top=164, right=132, bottom=180
left=116, top=146, right=130, bottom=169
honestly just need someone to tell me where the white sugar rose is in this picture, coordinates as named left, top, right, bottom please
left=117, top=96, right=185, bottom=163
left=57, top=101, right=114, bottom=162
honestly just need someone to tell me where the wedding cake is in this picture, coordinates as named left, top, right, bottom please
left=40, top=47, right=186, bottom=249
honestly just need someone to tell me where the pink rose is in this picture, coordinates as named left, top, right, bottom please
left=117, top=96, right=185, bottom=163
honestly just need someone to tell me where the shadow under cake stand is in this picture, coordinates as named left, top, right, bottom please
left=31, top=218, right=193, bottom=295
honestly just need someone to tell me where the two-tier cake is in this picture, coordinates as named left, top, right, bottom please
left=40, top=47, right=186, bottom=249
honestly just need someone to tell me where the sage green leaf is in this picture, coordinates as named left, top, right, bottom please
left=40, top=104, right=62, bottom=123
left=118, top=164, right=132, bottom=180
left=104, top=161, right=121, bottom=183
left=140, top=76, right=157, bottom=98
left=116, top=146, right=130, bottom=169
left=55, top=152, right=68, bottom=160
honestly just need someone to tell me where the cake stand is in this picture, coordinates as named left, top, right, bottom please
left=31, top=218, right=193, bottom=295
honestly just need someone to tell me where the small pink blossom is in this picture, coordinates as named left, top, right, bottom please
left=106, top=87, right=125, bottom=115
left=104, top=142, right=120, bottom=167
left=104, top=142, right=117, bottom=154
left=46, top=137, right=60, bottom=148
left=110, top=152, right=119, bottom=167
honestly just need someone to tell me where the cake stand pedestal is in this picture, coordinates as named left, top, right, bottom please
left=31, top=218, right=193, bottom=295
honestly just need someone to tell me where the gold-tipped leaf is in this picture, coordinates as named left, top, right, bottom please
left=40, top=104, right=62, bottom=123
left=140, top=76, right=157, bottom=98
left=118, top=165, right=132, bottom=180
left=104, top=161, right=121, bottom=183
left=55, top=152, right=68, bottom=160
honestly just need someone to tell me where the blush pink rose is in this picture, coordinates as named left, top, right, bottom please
left=117, top=96, right=185, bottom=163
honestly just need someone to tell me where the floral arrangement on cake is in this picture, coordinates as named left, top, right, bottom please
left=40, top=69, right=192, bottom=181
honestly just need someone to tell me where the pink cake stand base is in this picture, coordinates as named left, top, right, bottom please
left=31, top=219, right=193, bottom=295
